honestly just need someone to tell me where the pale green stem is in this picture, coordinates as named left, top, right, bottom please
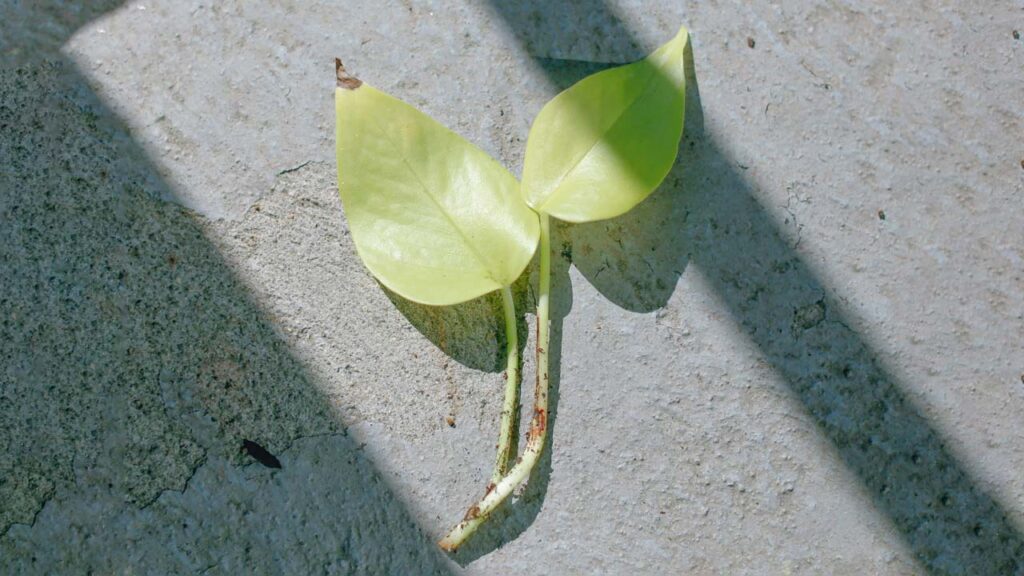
left=490, top=285, right=520, bottom=486
left=439, top=214, right=551, bottom=552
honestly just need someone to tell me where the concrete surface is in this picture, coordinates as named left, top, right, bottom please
left=2, top=0, right=1023, bottom=574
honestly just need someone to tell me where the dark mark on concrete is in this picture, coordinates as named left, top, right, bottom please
left=242, top=440, right=282, bottom=469
left=793, top=299, right=827, bottom=334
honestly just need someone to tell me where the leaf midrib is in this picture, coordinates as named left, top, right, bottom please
left=532, top=61, right=660, bottom=214
left=366, top=112, right=500, bottom=285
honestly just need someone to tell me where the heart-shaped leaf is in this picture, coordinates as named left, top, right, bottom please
left=335, top=63, right=539, bottom=306
left=521, top=26, right=688, bottom=223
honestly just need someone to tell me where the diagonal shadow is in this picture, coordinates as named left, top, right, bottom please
left=484, top=0, right=1024, bottom=573
left=1, top=2, right=455, bottom=573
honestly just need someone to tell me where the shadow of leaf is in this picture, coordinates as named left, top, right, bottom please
left=565, top=40, right=699, bottom=313
left=567, top=164, right=691, bottom=312
left=384, top=272, right=532, bottom=373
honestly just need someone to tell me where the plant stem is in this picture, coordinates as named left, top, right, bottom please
left=439, top=214, right=551, bottom=552
left=490, top=285, right=520, bottom=486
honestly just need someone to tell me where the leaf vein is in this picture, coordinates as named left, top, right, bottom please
left=533, top=62, right=660, bottom=213
left=365, top=113, right=497, bottom=283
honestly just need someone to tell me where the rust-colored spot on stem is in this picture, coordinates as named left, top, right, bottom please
left=462, top=505, right=481, bottom=522
left=527, top=408, right=547, bottom=442
left=335, top=58, right=363, bottom=90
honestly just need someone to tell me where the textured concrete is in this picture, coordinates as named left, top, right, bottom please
left=2, top=1, right=1023, bottom=574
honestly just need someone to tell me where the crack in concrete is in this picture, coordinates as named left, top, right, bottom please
left=1, top=430, right=358, bottom=541
left=0, top=485, right=56, bottom=540
left=134, top=431, right=354, bottom=512
left=137, top=448, right=210, bottom=511
left=276, top=160, right=313, bottom=177
left=781, top=193, right=804, bottom=250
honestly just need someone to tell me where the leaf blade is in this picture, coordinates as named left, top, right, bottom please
left=336, top=80, right=539, bottom=306
left=522, top=26, right=688, bottom=223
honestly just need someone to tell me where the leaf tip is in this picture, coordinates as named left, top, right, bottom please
left=335, top=58, right=363, bottom=90
left=673, top=24, right=690, bottom=46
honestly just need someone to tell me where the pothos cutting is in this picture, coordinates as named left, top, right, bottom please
left=334, top=25, right=688, bottom=552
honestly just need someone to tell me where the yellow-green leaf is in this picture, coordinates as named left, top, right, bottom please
left=335, top=64, right=539, bottom=306
left=521, top=26, right=688, bottom=223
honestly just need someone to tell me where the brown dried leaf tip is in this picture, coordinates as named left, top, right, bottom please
left=335, top=58, right=363, bottom=90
